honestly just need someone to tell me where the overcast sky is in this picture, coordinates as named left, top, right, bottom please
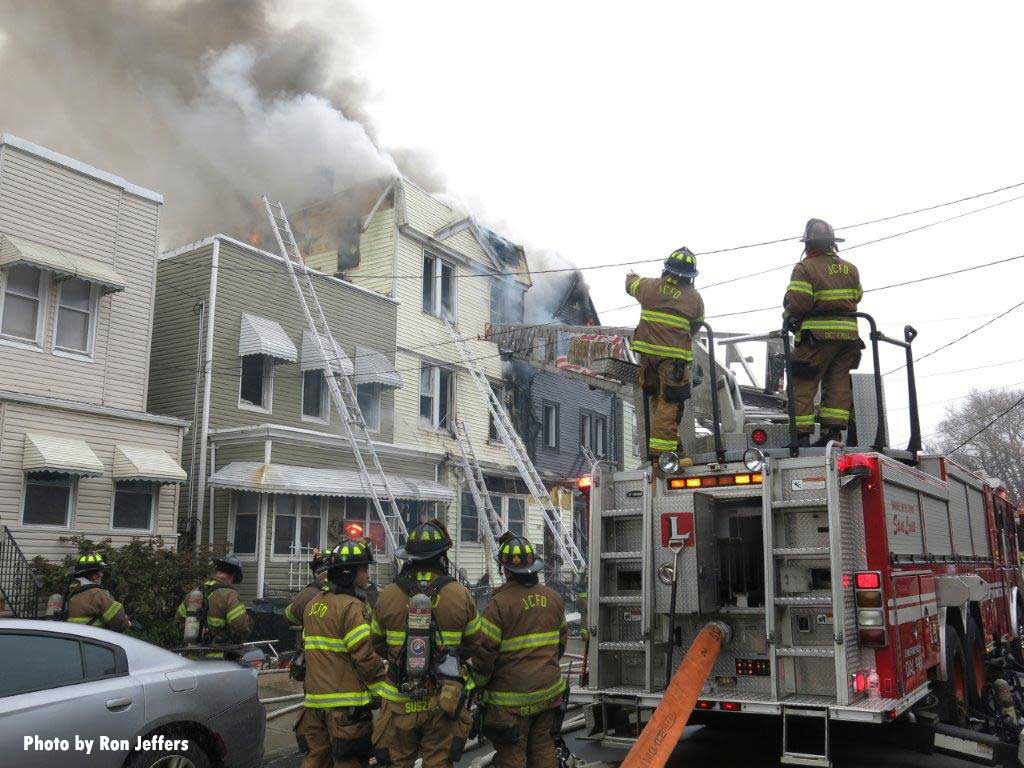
left=315, top=1, right=1024, bottom=444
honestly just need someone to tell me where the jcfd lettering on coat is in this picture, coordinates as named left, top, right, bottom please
left=660, top=284, right=682, bottom=299
left=308, top=601, right=328, bottom=619
left=522, top=594, right=548, bottom=610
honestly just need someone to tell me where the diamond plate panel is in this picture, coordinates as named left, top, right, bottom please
left=788, top=607, right=834, bottom=647
left=607, top=517, right=642, bottom=552
left=840, top=482, right=867, bottom=701
left=656, top=614, right=771, bottom=696
left=779, top=459, right=833, bottom=503
left=794, top=657, right=838, bottom=697
left=783, top=511, right=831, bottom=549
left=609, top=605, right=645, bottom=642
left=851, top=372, right=887, bottom=449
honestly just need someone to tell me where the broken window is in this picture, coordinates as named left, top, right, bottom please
left=419, top=363, right=454, bottom=431
left=357, top=383, right=381, bottom=431
left=422, top=251, right=455, bottom=319
left=239, top=355, right=272, bottom=410
left=302, top=370, right=327, bottom=420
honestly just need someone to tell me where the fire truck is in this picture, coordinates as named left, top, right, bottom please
left=576, top=314, right=1024, bottom=766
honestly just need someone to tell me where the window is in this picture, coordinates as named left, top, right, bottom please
left=580, top=413, right=593, bottom=452
left=112, top=481, right=156, bottom=531
left=422, top=252, right=454, bottom=319
left=357, top=383, right=381, bottom=431
left=460, top=492, right=479, bottom=543
left=543, top=402, right=559, bottom=449
left=419, top=364, right=454, bottom=431
left=595, top=416, right=608, bottom=457
left=398, top=500, right=437, bottom=541
left=340, top=498, right=385, bottom=551
left=0, top=634, right=83, bottom=696
left=273, top=495, right=322, bottom=557
left=54, top=278, right=97, bottom=354
left=82, top=641, right=118, bottom=678
left=22, top=472, right=73, bottom=527
left=0, top=265, right=45, bottom=343
left=239, top=355, right=273, bottom=410
left=631, top=410, right=640, bottom=457
left=302, top=370, right=328, bottom=421
left=488, top=382, right=505, bottom=441
left=506, top=497, right=526, bottom=537
left=232, top=492, right=259, bottom=555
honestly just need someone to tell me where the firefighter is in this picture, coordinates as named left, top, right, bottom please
left=472, top=532, right=568, bottom=768
left=176, top=554, right=252, bottom=651
left=626, top=247, right=704, bottom=467
left=286, top=548, right=329, bottom=627
left=370, top=518, right=482, bottom=768
left=783, top=218, right=864, bottom=446
left=64, top=551, right=131, bottom=631
left=296, top=540, right=387, bottom=768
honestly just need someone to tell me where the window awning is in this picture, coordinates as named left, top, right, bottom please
left=238, top=314, right=298, bottom=362
left=207, top=462, right=455, bottom=502
left=112, top=444, right=187, bottom=485
left=0, top=232, right=128, bottom=294
left=354, top=346, right=402, bottom=388
left=301, top=330, right=353, bottom=376
left=22, top=432, right=104, bottom=477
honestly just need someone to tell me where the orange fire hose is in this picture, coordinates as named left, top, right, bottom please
left=621, top=621, right=731, bottom=768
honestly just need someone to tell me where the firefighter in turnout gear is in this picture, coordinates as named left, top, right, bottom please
left=472, top=533, right=568, bottom=768
left=370, top=519, right=482, bottom=768
left=65, top=551, right=131, bottom=631
left=287, top=548, right=329, bottom=626
left=784, top=218, right=864, bottom=446
left=176, top=555, right=252, bottom=652
left=626, top=247, right=705, bottom=466
left=295, top=540, right=387, bottom=768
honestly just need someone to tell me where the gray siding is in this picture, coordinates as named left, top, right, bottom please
left=0, top=400, right=182, bottom=561
left=0, top=143, right=162, bottom=412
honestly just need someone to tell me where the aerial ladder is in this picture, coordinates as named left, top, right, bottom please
left=444, top=320, right=586, bottom=576
left=262, top=197, right=408, bottom=567
left=453, top=419, right=505, bottom=584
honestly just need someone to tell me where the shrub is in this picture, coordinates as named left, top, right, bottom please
left=34, top=536, right=226, bottom=648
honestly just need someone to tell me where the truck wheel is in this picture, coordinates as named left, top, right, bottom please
left=937, top=623, right=970, bottom=727
left=965, top=616, right=987, bottom=707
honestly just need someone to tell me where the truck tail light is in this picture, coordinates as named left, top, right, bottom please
left=854, top=571, right=887, bottom=647
left=695, top=700, right=714, bottom=710
left=720, top=701, right=741, bottom=712
left=852, top=671, right=867, bottom=693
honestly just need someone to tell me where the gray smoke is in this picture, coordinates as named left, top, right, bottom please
left=523, top=249, right=585, bottom=325
left=0, top=0, right=443, bottom=247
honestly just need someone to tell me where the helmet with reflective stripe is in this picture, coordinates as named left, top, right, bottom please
left=496, top=532, right=544, bottom=575
left=213, top=554, right=244, bottom=584
left=800, top=218, right=844, bottom=249
left=396, top=518, right=453, bottom=561
left=327, top=539, right=374, bottom=572
left=72, top=551, right=109, bottom=578
left=664, top=247, right=698, bottom=279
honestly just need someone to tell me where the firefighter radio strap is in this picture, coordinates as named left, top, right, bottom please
left=393, top=572, right=467, bottom=719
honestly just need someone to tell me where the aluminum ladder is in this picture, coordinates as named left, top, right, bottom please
left=453, top=419, right=504, bottom=582
left=262, top=197, right=408, bottom=560
left=443, top=319, right=585, bottom=575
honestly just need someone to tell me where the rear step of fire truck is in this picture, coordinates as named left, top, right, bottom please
left=781, top=706, right=831, bottom=767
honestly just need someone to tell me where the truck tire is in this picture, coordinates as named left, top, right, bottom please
left=965, top=615, right=986, bottom=707
left=936, top=623, right=970, bottom=727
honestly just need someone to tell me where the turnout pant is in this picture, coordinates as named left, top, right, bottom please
left=372, top=697, right=472, bottom=768
left=296, top=706, right=372, bottom=768
left=791, top=339, right=862, bottom=434
left=639, top=355, right=690, bottom=457
left=488, top=707, right=560, bottom=768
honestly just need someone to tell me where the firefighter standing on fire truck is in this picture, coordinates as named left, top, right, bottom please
left=472, top=532, right=568, bottom=768
left=370, top=519, right=482, bottom=768
left=626, top=247, right=704, bottom=466
left=783, top=218, right=864, bottom=446
left=296, top=540, right=387, bottom=768
left=64, top=551, right=131, bottom=631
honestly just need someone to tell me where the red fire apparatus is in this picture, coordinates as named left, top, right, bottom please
left=575, top=315, right=1024, bottom=767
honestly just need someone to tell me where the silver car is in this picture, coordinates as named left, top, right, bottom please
left=0, top=619, right=265, bottom=768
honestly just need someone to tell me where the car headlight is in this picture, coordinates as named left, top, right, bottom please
left=743, top=448, right=765, bottom=473
left=658, top=452, right=680, bottom=474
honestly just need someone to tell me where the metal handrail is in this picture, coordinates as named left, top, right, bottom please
left=781, top=312, right=921, bottom=456
left=694, top=320, right=726, bottom=461
left=0, top=525, right=43, bottom=618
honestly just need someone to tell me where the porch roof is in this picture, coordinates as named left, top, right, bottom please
left=207, top=461, right=455, bottom=502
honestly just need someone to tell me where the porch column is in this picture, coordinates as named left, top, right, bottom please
left=256, top=493, right=270, bottom=599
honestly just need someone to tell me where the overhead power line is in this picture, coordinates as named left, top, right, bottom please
left=950, top=392, right=1024, bottom=453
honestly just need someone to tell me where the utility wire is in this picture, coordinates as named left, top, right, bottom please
left=950, top=393, right=1024, bottom=453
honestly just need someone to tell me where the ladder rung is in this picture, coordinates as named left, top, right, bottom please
left=773, top=499, right=828, bottom=510
left=602, top=508, right=642, bottom=519
left=774, top=595, right=832, bottom=606
left=775, top=647, right=835, bottom=658
left=600, top=551, right=641, bottom=561
left=597, top=641, right=645, bottom=652
left=599, top=596, right=641, bottom=605
left=773, top=547, right=830, bottom=558
left=781, top=753, right=831, bottom=768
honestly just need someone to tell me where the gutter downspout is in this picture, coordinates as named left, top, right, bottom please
left=256, top=438, right=272, bottom=599
left=207, top=443, right=216, bottom=547
left=185, top=300, right=206, bottom=524
left=194, top=238, right=220, bottom=551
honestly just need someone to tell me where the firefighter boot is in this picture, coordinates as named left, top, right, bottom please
left=813, top=428, right=843, bottom=447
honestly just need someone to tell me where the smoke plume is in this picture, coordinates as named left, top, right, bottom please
left=524, top=249, right=586, bottom=325
left=0, top=0, right=442, bottom=247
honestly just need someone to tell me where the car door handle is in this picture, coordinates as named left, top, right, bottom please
left=105, top=697, right=132, bottom=711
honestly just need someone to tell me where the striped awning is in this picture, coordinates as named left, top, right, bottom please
left=238, top=314, right=298, bottom=362
left=353, top=346, right=402, bottom=388
left=22, top=432, right=104, bottom=477
left=112, top=444, right=187, bottom=485
left=207, top=462, right=455, bottom=502
left=0, top=232, right=127, bottom=294
left=301, top=330, right=353, bottom=376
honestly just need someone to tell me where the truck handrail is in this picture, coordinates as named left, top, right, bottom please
left=694, top=319, right=726, bottom=462
left=780, top=311, right=921, bottom=457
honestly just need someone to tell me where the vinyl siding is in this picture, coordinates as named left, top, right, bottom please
left=350, top=207, right=395, bottom=296
left=0, top=144, right=161, bottom=412
left=0, top=400, right=182, bottom=562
